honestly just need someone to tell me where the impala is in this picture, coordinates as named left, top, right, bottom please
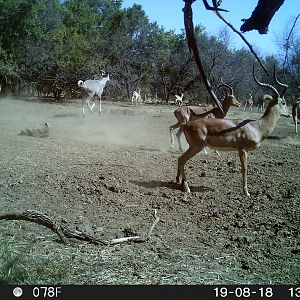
left=244, top=93, right=254, bottom=111
left=256, top=95, right=272, bottom=112
left=170, top=81, right=241, bottom=152
left=175, top=65, right=289, bottom=197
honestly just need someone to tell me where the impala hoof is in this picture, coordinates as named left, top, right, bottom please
left=175, top=177, right=181, bottom=184
left=181, top=181, right=191, bottom=193
left=244, top=191, right=250, bottom=197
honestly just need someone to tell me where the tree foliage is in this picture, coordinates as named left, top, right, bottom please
left=0, top=0, right=298, bottom=103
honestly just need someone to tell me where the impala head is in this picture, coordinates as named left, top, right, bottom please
left=219, top=79, right=241, bottom=107
left=253, top=64, right=290, bottom=117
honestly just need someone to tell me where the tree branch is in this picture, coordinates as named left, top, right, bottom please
left=282, top=12, right=300, bottom=70
left=240, top=0, right=285, bottom=34
left=183, top=0, right=224, bottom=113
left=202, top=0, right=228, bottom=12
left=0, top=210, right=160, bottom=246
left=212, top=0, right=269, bottom=76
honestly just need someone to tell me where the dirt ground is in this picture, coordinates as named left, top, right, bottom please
left=0, top=97, right=299, bottom=285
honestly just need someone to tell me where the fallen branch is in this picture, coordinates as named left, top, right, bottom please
left=0, top=210, right=70, bottom=245
left=0, top=209, right=160, bottom=246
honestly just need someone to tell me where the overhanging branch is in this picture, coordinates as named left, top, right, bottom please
left=240, top=0, right=285, bottom=34
left=212, top=0, right=269, bottom=76
left=183, top=0, right=224, bottom=112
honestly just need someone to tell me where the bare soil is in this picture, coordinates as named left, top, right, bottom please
left=0, top=97, right=299, bottom=284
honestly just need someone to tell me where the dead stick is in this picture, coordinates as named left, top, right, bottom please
left=146, top=209, right=160, bottom=238
left=109, top=236, right=143, bottom=244
left=107, top=209, right=160, bottom=245
left=0, top=209, right=160, bottom=246
left=0, top=210, right=69, bottom=245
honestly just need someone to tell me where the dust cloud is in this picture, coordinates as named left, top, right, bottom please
left=0, top=98, right=174, bottom=152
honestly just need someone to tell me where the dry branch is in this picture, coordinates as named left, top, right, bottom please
left=212, top=0, right=269, bottom=75
left=0, top=210, right=70, bottom=245
left=183, top=0, right=224, bottom=113
left=108, top=209, right=160, bottom=245
left=282, top=12, right=300, bottom=70
left=0, top=209, right=160, bottom=246
left=240, top=0, right=285, bottom=34
left=202, top=0, right=228, bottom=12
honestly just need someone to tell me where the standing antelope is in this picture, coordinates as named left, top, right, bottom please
left=174, top=93, right=184, bottom=106
left=292, top=100, right=300, bottom=134
left=257, top=94, right=272, bottom=112
left=132, top=87, right=142, bottom=106
left=170, top=81, right=241, bottom=152
left=77, top=72, right=110, bottom=116
left=244, top=93, right=254, bottom=111
left=175, top=65, right=289, bottom=197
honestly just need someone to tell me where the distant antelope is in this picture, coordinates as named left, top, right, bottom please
left=77, top=71, right=110, bottom=116
left=244, top=93, right=254, bottom=111
left=132, top=87, right=142, bottom=106
left=144, top=93, right=153, bottom=103
left=292, top=100, right=300, bottom=134
left=174, top=93, right=184, bottom=106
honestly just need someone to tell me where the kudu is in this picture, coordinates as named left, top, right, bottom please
left=77, top=71, right=110, bottom=116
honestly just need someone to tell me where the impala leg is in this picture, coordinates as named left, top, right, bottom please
left=176, top=128, right=184, bottom=152
left=295, top=108, right=298, bottom=134
left=238, top=148, right=250, bottom=196
left=176, top=146, right=202, bottom=193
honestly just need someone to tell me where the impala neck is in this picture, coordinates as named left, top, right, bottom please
left=212, top=97, right=233, bottom=118
left=256, top=100, right=280, bottom=138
